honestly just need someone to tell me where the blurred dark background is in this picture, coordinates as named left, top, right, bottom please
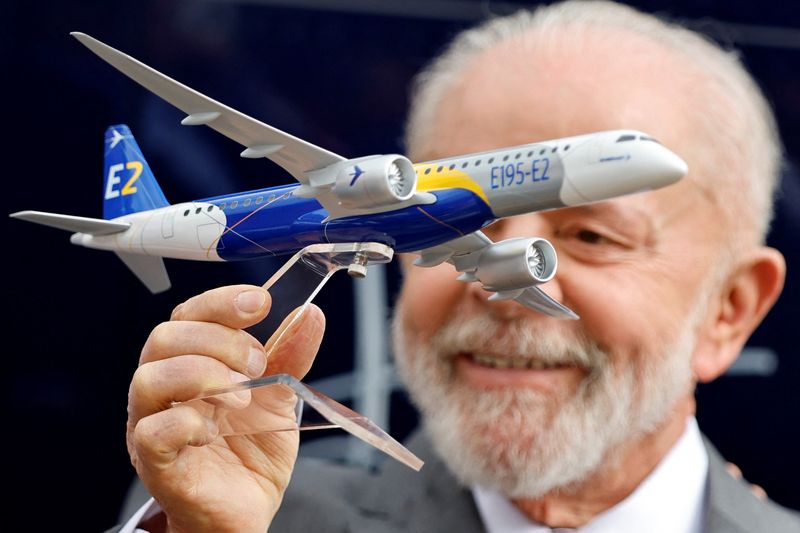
left=3, top=0, right=798, bottom=529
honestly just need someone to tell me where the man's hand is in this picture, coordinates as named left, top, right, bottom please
left=127, top=285, right=325, bottom=533
left=726, top=462, right=768, bottom=500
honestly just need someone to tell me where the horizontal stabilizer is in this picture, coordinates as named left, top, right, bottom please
left=9, top=211, right=130, bottom=235
left=115, top=252, right=171, bottom=293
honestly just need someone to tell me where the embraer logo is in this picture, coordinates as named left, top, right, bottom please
left=349, top=165, right=364, bottom=186
left=105, top=161, right=143, bottom=199
left=109, top=129, right=125, bottom=149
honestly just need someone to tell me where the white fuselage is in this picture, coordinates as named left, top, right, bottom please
left=71, top=201, right=228, bottom=261
left=416, top=129, right=687, bottom=219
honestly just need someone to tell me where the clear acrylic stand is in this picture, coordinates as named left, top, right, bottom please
left=175, top=243, right=424, bottom=471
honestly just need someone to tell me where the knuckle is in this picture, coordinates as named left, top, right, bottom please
left=133, top=408, right=201, bottom=455
left=133, top=415, right=180, bottom=460
left=170, top=302, right=186, bottom=321
left=125, top=419, right=139, bottom=466
left=141, top=322, right=173, bottom=361
left=132, top=416, right=157, bottom=451
left=131, top=363, right=158, bottom=401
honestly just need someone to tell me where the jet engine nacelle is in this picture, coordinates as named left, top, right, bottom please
left=332, top=155, right=417, bottom=209
left=476, top=237, right=558, bottom=291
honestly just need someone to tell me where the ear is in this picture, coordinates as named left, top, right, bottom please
left=692, top=247, right=786, bottom=382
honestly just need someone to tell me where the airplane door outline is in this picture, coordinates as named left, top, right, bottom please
left=161, top=207, right=175, bottom=239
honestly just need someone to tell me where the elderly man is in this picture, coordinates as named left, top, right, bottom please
left=119, top=1, right=798, bottom=532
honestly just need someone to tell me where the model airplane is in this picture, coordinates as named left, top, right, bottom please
left=11, top=33, right=688, bottom=320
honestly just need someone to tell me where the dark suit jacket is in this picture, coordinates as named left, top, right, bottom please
left=113, top=431, right=800, bottom=532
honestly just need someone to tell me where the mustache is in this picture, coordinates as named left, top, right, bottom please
left=426, top=312, right=606, bottom=370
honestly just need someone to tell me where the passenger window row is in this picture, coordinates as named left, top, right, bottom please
left=182, top=194, right=276, bottom=216
left=420, top=143, right=569, bottom=175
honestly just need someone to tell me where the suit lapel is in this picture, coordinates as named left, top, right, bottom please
left=702, top=437, right=783, bottom=533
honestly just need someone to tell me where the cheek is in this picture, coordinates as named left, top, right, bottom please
left=397, top=263, right=465, bottom=342
left=558, top=262, right=684, bottom=355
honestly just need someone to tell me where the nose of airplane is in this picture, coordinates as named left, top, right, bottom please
left=645, top=143, right=688, bottom=189
left=560, top=140, right=688, bottom=205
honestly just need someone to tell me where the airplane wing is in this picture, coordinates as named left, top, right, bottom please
left=71, top=33, right=346, bottom=203
left=414, top=231, right=579, bottom=320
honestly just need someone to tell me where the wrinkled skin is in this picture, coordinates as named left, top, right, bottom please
left=125, top=21, right=785, bottom=533
left=127, top=285, right=324, bottom=532
left=393, top=32, right=785, bottom=526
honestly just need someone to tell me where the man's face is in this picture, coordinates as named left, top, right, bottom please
left=393, top=36, right=726, bottom=496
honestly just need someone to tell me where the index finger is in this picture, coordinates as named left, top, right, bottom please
left=170, top=285, right=271, bottom=329
left=264, top=304, right=325, bottom=379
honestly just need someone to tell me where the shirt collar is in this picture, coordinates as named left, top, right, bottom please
left=472, top=416, right=708, bottom=533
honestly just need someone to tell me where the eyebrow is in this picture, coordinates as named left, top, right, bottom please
left=568, top=202, right=642, bottom=218
left=557, top=202, right=655, bottom=232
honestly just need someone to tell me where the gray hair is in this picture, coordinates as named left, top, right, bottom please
left=404, top=0, right=782, bottom=249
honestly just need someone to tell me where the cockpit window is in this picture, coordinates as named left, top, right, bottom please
left=616, top=134, right=636, bottom=142
left=640, top=136, right=661, bottom=144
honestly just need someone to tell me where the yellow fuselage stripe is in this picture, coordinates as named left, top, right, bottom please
left=413, top=163, right=490, bottom=206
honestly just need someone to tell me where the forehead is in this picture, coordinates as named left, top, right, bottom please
left=426, top=29, right=694, bottom=159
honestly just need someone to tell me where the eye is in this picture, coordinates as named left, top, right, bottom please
left=575, top=229, right=609, bottom=245
left=556, top=225, right=629, bottom=251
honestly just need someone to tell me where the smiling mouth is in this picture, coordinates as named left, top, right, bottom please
left=465, top=352, right=576, bottom=370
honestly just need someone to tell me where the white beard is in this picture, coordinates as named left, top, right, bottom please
left=392, top=304, right=698, bottom=498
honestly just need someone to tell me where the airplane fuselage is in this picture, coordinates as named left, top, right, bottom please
left=71, top=182, right=494, bottom=261
left=71, top=130, right=685, bottom=263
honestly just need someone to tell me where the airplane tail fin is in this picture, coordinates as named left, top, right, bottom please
left=103, top=124, right=169, bottom=219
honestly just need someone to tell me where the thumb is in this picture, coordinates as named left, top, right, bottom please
left=264, top=304, right=325, bottom=379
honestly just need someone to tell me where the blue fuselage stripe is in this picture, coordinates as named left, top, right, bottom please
left=197, top=184, right=494, bottom=261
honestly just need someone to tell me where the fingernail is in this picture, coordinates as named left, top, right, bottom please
left=247, top=347, right=266, bottom=377
left=229, top=369, right=250, bottom=384
left=235, top=290, right=265, bottom=313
